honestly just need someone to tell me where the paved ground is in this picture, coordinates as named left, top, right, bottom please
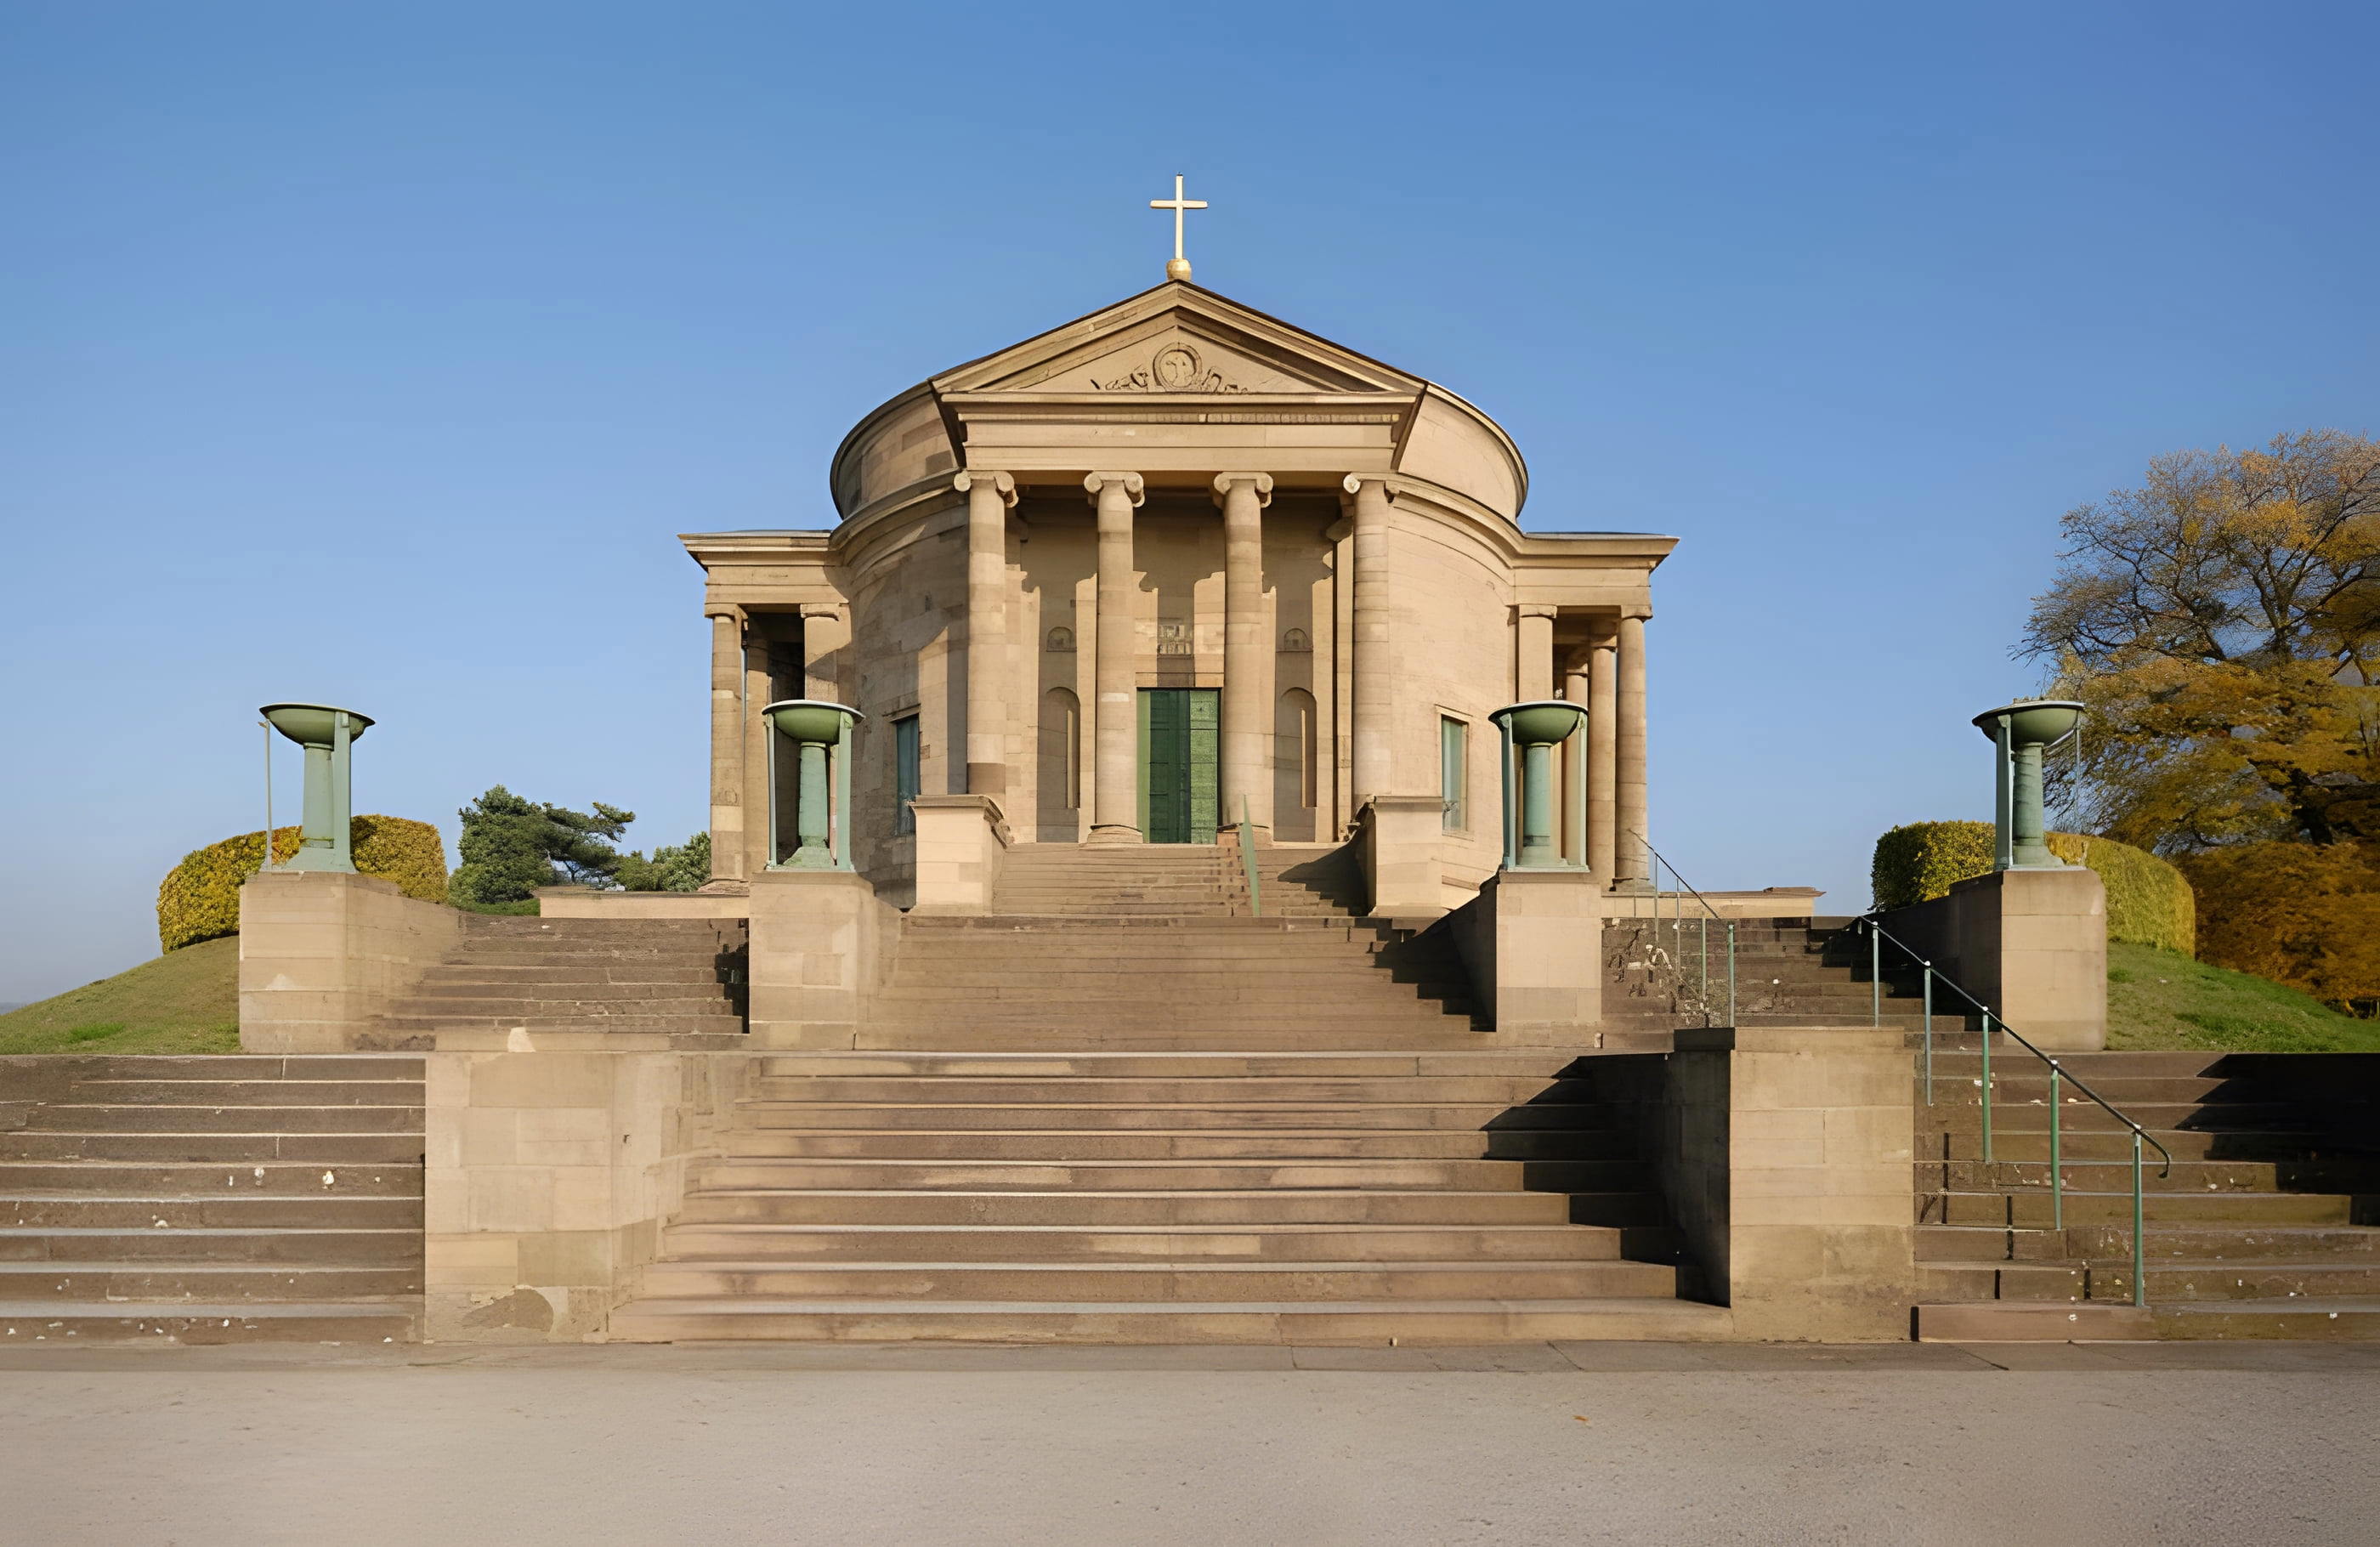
left=3, top=1341, right=2375, bottom=1545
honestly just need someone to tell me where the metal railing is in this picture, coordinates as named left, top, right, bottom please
left=1853, top=915, right=2173, bottom=1306
left=1632, top=837, right=1737, bottom=1029
left=1238, top=796, right=1261, bottom=918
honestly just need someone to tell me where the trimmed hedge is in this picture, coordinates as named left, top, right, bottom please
left=2177, top=842, right=2380, bottom=1013
left=1871, top=820, right=2196, bottom=955
left=157, top=816, right=449, bottom=951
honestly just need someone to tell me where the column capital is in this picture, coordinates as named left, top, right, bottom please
left=1210, top=472, right=1275, bottom=507
left=1339, top=473, right=1394, bottom=499
left=1083, top=471, right=1146, bottom=507
left=1620, top=604, right=1653, bottom=622
left=1514, top=604, right=1560, bottom=621
left=703, top=605, right=746, bottom=624
left=798, top=602, right=847, bottom=622
left=954, top=469, right=1017, bottom=506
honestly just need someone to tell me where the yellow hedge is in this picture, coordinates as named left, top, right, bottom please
left=1871, top=820, right=2196, bottom=955
left=157, top=816, right=449, bottom=952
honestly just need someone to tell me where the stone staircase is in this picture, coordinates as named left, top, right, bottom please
left=608, top=1048, right=1722, bottom=1342
left=1911, top=1046, right=2380, bottom=1340
left=373, top=915, right=748, bottom=1043
left=609, top=844, right=1722, bottom=1343
left=1604, top=914, right=1974, bottom=1038
left=0, top=1055, right=425, bottom=1345
left=867, top=844, right=1480, bottom=1050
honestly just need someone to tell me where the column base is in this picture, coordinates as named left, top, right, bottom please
left=1218, top=822, right=1272, bottom=847
left=1084, top=824, right=1144, bottom=847
left=966, top=763, right=1008, bottom=796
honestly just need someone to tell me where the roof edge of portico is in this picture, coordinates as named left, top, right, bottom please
left=825, top=280, right=1530, bottom=523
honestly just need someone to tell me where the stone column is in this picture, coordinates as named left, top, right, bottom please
left=955, top=470, right=1017, bottom=797
left=1085, top=472, right=1145, bottom=844
left=706, top=609, right=746, bottom=881
left=1586, top=630, right=1618, bottom=883
left=1514, top=604, right=1556, bottom=701
left=1216, top=472, right=1275, bottom=838
left=1614, top=608, right=1652, bottom=891
left=1561, top=650, right=1590, bottom=868
left=796, top=605, right=850, bottom=871
left=1342, top=475, right=1393, bottom=810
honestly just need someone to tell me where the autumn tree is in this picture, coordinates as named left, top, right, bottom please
left=2023, top=430, right=2380, bottom=852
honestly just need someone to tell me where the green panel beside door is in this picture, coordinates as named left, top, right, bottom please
left=1138, top=688, right=1220, bottom=844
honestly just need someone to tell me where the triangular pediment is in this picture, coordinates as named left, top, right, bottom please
left=931, top=283, right=1423, bottom=398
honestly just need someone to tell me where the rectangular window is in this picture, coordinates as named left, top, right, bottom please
left=893, top=715, right=921, bottom=836
left=1440, top=716, right=1468, bottom=833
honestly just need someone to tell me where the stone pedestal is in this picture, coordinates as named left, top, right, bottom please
left=746, top=869, right=892, bottom=1050
left=237, top=870, right=459, bottom=1052
left=1661, top=1026, right=1917, bottom=1341
left=1880, top=867, right=2107, bottom=1051
left=423, top=1045, right=745, bottom=1343
left=1356, top=795, right=1447, bottom=919
left=909, top=794, right=1012, bottom=915
left=1449, top=869, right=1604, bottom=1040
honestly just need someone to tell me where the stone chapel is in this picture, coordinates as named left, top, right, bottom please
left=682, top=279, right=1673, bottom=911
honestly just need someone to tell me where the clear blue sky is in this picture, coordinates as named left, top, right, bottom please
left=3, top=2, right=2374, bottom=1004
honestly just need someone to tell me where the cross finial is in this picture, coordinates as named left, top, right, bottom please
left=1149, top=173, right=1206, bottom=282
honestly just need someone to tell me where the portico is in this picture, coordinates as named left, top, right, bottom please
left=685, top=280, right=1672, bottom=914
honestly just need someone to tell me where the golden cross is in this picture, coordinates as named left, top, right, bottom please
left=1149, top=173, right=1206, bottom=281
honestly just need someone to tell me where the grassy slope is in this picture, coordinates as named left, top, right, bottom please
left=0, top=937, right=241, bottom=1055
left=2105, top=941, right=2380, bottom=1054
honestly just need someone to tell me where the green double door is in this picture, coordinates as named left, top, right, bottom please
left=1137, top=688, right=1221, bottom=844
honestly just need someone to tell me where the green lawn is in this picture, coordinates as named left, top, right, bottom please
left=0, top=937, right=241, bottom=1055
left=2105, top=941, right=2380, bottom=1054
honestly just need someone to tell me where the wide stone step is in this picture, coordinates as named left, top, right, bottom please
left=0, top=1261, right=424, bottom=1300
left=604, top=1296, right=1729, bottom=1345
left=727, top=1102, right=1600, bottom=1132
left=2147, top=1298, right=2380, bottom=1339
left=1920, top=1128, right=2338, bottom=1163
left=643, top=1222, right=1636, bottom=1263
left=664, top=1189, right=1578, bottom=1229
left=742, top=1076, right=1565, bottom=1105
left=416, top=963, right=727, bottom=984
left=14, top=1056, right=424, bottom=1080
left=632, top=1259, right=1678, bottom=1301
left=373, top=1015, right=743, bottom=1034
left=61, top=1080, right=430, bottom=1108
left=407, top=981, right=734, bottom=1003
left=716, top=1129, right=1636, bottom=1161
left=20, top=1104, right=423, bottom=1135
left=750, top=1051, right=1586, bottom=1079
left=0, top=1195, right=424, bottom=1229
left=1919, top=1222, right=2380, bottom=1264
left=0, top=1131, right=426, bottom=1164
left=0, top=1300, right=422, bottom=1346
left=1936, top=1189, right=2354, bottom=1227
left=677, top=1157, right=1614, bottom=1192
left=1921, top=1158, right=2380, bottom=1193
left=0, top=1227, right=421, bottom=1264
left=395, top=996, right=740, bottom=1017
left=0, top=1160, right=422, bottom=1196
left=855, top=1030, right=1501, bottom=1052
left=1922, top=1102, right=2310, bottom=1133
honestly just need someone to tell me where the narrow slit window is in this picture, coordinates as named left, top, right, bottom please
left=893, top=715, right=921, bottom=835
left=1441, top=716, right=1468, bottom=833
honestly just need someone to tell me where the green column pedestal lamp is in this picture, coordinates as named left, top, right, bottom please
left=259, top=703, right=374, bottom=873
left=1971, top=699, right=2084, bottom=870
left=763, top=700, right=864, bottom=870
left=1491, top=700, right=1588, bottom=870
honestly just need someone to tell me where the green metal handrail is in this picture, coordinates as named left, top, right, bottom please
left=1238, top=796, right=1261, bottom=918
left=1856, top=915, right=2173, bottom=1307
left=1632, top=835, right=1737, bottom=1030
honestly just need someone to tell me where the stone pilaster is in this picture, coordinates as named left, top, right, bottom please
left=955, top=470, right=1017, bottom=797
left=1084, top=472, right=1145, bottom=844
left=1586, top=630, right=1618, bottom=883
left=1614, top=609, right=1651, bottom=891
left=1216, top=472, right=1274, bottom=838
left=1343, top=475, right=1393, bottom=810
left=1561, top=649, right=1590, bottom=868
left=705, top=609, right=746, bottom=881
left=1514, top=604, right=1556, bottom=700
